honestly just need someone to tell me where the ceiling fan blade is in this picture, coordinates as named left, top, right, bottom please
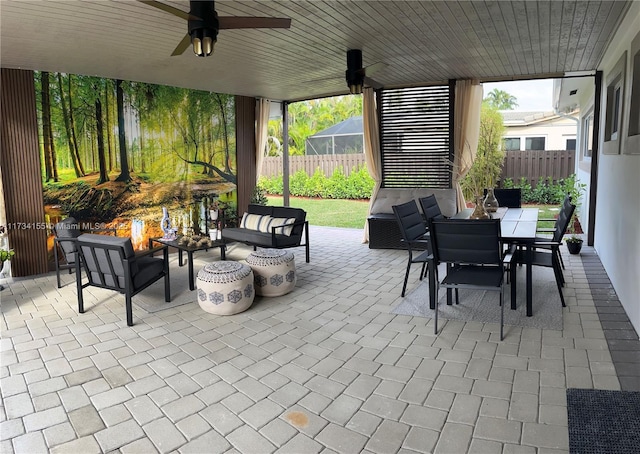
left=363, top=76, right=383, bottom=90
left=364, top=62, right=388, bottom=77
left=137, top=1, right=200, bottom=21
left=171, top=33, right=192, bottom=56
left=218, top=16, right=291, bottom=29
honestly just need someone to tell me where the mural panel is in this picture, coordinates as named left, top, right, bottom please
left=34, top=72, right=236, bottom=261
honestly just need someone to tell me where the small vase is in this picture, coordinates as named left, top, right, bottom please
left=470, top=197, right=490, bottom=219
left=160, top=207, right=172, bottom=238
left=483, top=188, right=499, bottom=213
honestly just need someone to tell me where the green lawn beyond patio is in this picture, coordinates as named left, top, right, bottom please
left=267, top=196, right=559, bottom=230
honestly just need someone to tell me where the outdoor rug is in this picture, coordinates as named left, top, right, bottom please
left=392, top=264, right=563, bottom=331
left=133, top=256, right=210, bottom=313
left=567, top=388, right=640, bottom=454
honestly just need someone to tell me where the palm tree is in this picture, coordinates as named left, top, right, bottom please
left=484, top=89, right=518, bottom=110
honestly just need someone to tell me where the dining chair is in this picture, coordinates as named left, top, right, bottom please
left=428, top=218, right=513, bottom=340
left=484, top=188, right=522, bottom=208
left=392, top=200, right=432, bottom=297
left=75, top=233, right=170, bottom=326
left=511, top=200, right=576, bottom=308
left=536, top=194, right=573, bottom=269
left=418, top=194, right=445, bottom=223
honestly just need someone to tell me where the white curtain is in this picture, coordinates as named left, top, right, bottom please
left=453, top=80, right=483, bottom=211
left=362, top=87, right=382, bottom=243
left=255, top=98, right=271, bottom=183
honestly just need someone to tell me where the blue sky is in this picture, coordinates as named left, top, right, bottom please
left=483, top=79, right=554, bottom=112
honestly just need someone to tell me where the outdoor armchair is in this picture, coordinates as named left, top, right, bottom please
left=53, top=217, right=116, bottom=288
left=75, top=233, right=170, bottom=326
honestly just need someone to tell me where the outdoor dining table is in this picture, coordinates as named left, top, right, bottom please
left=429, top=206, right=539, bottom=317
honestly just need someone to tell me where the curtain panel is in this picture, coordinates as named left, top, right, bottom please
left=255, top=98, right=270, bottom=183
left=362, top=87, right=382, bottom=243
left=453, top=80, right=483, bottom=210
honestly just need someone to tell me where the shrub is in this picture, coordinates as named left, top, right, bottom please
left=501, top=174, right=583, bottom=205
left=258, top=165, right=375, bottom=200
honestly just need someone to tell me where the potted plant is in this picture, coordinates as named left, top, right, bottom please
left=0, top=248, right=15, bottom=271
left=565, top=234, right=583, bottom=254
left=563, top=175, right=587, bottom=255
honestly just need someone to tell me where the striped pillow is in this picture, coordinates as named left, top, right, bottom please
left=265, top=217, right=296, bottom=236
left=241, top=213, right=272, bottom=232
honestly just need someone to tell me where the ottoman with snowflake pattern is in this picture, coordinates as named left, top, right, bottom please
left=245, top=249, right=296, bottom=297
left=196, top=261, right=255, bottom=315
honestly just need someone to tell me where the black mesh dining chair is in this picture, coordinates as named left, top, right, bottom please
left=392, top=200, right=432, bottom=297
left=428, top=218, right=514, bottom=340
left=483, top=188, right=522, bottom=208
left=418, top=194, right=446, bottom=223
left=511, top=199, right=576, bottom=308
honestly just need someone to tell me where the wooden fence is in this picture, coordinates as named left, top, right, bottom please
left=261, top=150, right=575, bottom=187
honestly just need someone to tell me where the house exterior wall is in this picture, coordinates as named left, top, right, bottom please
left=586, top=1, right=640, bottom=332
left=503, top=117, right=577, bottom=151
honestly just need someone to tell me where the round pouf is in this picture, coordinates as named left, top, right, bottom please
left=196, top=261, right=255, bottom=315
left=246, top=249, right=296, bottom=297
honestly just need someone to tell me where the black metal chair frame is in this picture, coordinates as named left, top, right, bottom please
left=511, top=200, right=576, bottom=308
left=429, top=218, right=514, bottom=340
left=76, top=236, right=170, bottom=326
left=484, top=188, right=522, bottom=208
left=53, top=218, right=116, bottom=288
left=392, top=200, right=432, bottom=297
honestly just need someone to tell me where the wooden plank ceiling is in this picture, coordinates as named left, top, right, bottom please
left=0, top=1, right=631, bottom=101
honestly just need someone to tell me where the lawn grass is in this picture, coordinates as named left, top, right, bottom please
left=267, top=196, right=370, bottom=228
left=267, top=196, right=560, bottom=230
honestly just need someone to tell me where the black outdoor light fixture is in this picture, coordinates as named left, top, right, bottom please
left=188, top=1, right=218, bottom=57
left=346, top=49, right=364, bottom=94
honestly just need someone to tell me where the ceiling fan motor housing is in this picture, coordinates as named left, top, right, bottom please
left=188, top=1, right=219, bottom=56
left=346, top=49, right=364, bottom=94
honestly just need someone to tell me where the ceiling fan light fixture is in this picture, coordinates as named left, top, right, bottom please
left=191, top=28, right=216, bottom=57
left=348, top=83, right=363, bottom=95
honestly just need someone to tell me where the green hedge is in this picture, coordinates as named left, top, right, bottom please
left=258, top=165, right=375, bottom=200
left=502, top=174, right=584, bottom=205
left=259, top=166, right=582, bottom=206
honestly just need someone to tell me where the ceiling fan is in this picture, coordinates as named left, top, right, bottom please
left=139, top=0, right=291, bottom=57
left=345, top=49, right=386, bottom=94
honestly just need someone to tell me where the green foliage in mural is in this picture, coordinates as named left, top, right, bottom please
left=35, top=71, right=237, bottom=249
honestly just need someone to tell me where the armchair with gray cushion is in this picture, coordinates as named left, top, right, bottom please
left=53, top=217, right=116, bottom=288
left=75, top=234, right=170, bottom=326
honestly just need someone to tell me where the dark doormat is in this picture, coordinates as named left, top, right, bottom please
left=567, top=388, right=640, bottom=454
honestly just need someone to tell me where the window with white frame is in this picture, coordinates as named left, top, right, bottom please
left=603, top=51, right=626, bottom=154
left=581, top=109, right=594, bottom=160
left=503, top=137, right=520, bottom=151
left=525, top=137, right=545, bottom=151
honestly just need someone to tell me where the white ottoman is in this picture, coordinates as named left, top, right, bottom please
left=196, top=261, right=255, bottom=315
left=246, top=249, right=296, bottom=297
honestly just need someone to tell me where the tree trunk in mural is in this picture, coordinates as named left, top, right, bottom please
left=66, top=75, right=86, bottom=176
left=105, top=84, right=114, bottom=172
left=115, top=79, right=131, bottom=182
left=95, top=95, right=108, bottom=184
left=215, top=93, right=232, bottom=173
left=56, top=73, right=85, bottom=178
left=41, top=71, right=58, bottom=182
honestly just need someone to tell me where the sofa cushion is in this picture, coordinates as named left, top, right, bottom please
left=241, top=213, right=272, bottom=232
left=266, top=217, right=296, bottom=236
left=370, top=188, right=457, bottom=218
left=222, top=228, right=301, bottom=247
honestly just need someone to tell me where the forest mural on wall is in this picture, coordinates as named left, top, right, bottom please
left=35, top=71, right=237, bottom=257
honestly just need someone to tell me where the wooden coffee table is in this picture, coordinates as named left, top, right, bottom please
left=149, top=236, right=227, bottom=291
